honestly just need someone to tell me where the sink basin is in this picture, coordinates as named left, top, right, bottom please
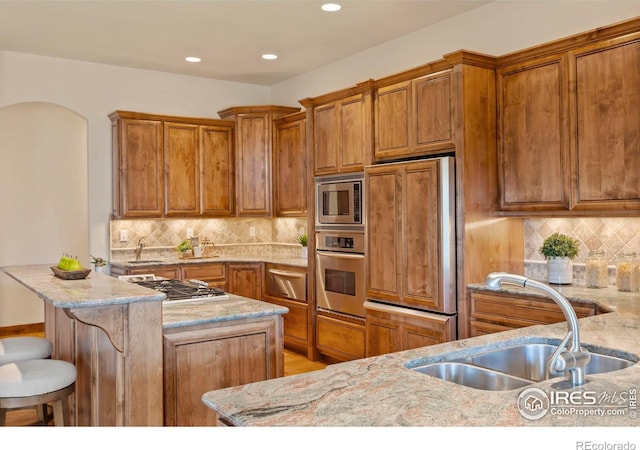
left=413, top=362, right=532, bottom=391
left=463, top=343, right=636, bottom=382
left=127, top=260, right=162, bottom=264
left=409, top=338, right=637, bottom=391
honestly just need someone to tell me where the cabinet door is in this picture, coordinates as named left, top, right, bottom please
left=375, top=81, right=411, bottom=157
left=116, top=119, right=164, bottom=217
left=366, top=165, right=401, bottom=303
left=365, top=312, right=401, bottom=357
left=413, top=71, right=453, bottom=152
left=313, top=93, right=372, bottom=175
left=164, top=122, right=199, bottom=216
left=313, top=102, right=339, bottom=175
left=497, top=55, right=570, bottom=211
left=235, top=113, right=272, bottom=216
left=227, top=263, right=263, bottom=300
left=200, top=125, right=235, bottom=216
left=273, top=115, right=307, bottom=217
left=339, top=93, right=372, bottom=172
left=570, top=35, right=640, bottom=211
left=163, top=318, right=279, bottom=426
left=402, top=161, right=441, bottom=311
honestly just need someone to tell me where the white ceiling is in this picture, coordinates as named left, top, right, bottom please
left=0, top=0, right=491, bottom=86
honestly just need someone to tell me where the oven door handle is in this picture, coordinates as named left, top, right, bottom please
left=316, top=251, right=364, bottom=260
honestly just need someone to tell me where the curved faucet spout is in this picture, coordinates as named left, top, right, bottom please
left=484, top=272, right=590, bottom=385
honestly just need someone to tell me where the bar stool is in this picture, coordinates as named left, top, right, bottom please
left=0, top=359, right=76, bottom=426
left=0, top=337, right=53, bottom=366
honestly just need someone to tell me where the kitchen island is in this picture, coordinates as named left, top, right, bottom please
left=202, top=285, right=640, bottom=426
left=1, top=264, right=287, bottom=426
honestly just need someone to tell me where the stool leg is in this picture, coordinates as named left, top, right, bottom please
left=36, top=404, right=48, bottom=425
left=52, top=397, right=70, bottom=426
left=0, top=408, right=6, bottom=426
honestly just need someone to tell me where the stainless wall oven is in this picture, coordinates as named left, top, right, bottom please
left=315, top=172, right=364, bottom=230
left=315, top=230, right=365, bottom=318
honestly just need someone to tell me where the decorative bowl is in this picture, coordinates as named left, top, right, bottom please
left=50, top=266, right=91, bottom=280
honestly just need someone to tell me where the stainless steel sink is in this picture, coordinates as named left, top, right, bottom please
left=463, top=343, right=635, bottom=382
left=409, top=339, right=637, bottom=391
left=413, top=362, right=532, bottom=391
left=127, top=260, right=162, bottom=264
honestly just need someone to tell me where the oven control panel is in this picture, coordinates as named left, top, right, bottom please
left=315, top=231, right=364, bottom=254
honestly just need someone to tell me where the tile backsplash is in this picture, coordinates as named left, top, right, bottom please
left=110, top=217, right=307, bottom=260
left=524, top=217, right=640, bottom=285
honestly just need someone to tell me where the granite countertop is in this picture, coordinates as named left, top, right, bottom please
left=1, top=264, right=166, bottom=307
left=110, top=255, right=308, bottom=269
left=202, top=284, right=640, bottom=427
left=163, top=294, right=288, bottom=329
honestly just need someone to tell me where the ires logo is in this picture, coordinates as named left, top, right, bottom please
left=517, top=387, right=637, bottom=420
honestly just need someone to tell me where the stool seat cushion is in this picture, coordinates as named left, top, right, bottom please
left=0, top=337, right=52, bottom=366
left=0, top=360, right=76, bottom=398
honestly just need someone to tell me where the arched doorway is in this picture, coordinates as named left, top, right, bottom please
left=0, top=102, right=88, bottom=327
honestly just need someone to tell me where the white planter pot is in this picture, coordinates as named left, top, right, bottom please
left=547, top=257, right=573, bottom=284
left=301, top=247, right=308, bottom=259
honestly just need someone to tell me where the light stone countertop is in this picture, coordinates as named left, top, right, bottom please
left=1, top=264, right=167, bottom=307
left=1, top=264, right=288, bottom=328
left=162, top=295, right=288, bottom=329
left=202, top=284, right=640, bottom=427
left=109, top=255, right=308, bottom=269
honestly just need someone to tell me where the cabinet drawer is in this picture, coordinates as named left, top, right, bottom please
left=182, top=264, right=226, bottom=281
left=316, top=314, right=365, bottom=362
left=470, top=291, right=596, bottom=329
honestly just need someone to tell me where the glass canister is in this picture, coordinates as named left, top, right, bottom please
left=585, top=250, right=608, bottom=288
left=615, top=252, right=640, bottom=292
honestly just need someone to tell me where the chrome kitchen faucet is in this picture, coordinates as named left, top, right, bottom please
left=135, top=237, right=145, bottom=262
left=485, top=272, right=591, bottom=386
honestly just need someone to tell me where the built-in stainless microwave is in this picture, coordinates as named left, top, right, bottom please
left=315, top=173, right=364, bottom=229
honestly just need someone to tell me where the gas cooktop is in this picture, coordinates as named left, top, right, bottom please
left=132, top=279, right=229, bottom=303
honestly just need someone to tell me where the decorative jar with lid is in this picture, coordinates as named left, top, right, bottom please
left=615, top=252, right=639, bottom=292
left=585, top=250, right=608, bottom=288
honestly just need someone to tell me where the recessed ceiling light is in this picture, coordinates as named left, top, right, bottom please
left=185, top=56, right=201, bottom=63
left=262, top=54, right=278, bottom=60
left=321, top=3, right=341, bottom=12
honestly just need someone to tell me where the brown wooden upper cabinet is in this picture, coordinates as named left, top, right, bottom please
left=110, top=111, right=235, bottom=219
left=300, top=81, right=374, bottom=176
left=218, top=106, right=300, bottom=216
left=374, top=70, right=454, bottom=161
left=273, top=112, right=307, bottom=217
left=497, top=28, right=640, bottom=214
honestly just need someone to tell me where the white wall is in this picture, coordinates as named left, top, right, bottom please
left=0, top=102, right=88, bottom=326
left=0, top=51, right=273, bottom=267
left=271, top=1, right=640, bottom=105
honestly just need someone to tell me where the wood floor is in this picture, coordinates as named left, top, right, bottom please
left=2, top=333, right=327, bottom=426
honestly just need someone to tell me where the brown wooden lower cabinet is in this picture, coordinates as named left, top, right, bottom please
left=316, top=313, right=365, bottom=362
left=163, top=315, right=283, bottom=426
left=182, top=263, right=226, bottom=289
left=227, top=263, right=263, bottom=300
left=111, top=264, right=181, bottom=280
left=469, top=290, right=598, bottom=337
left=365, top=301, right=456, bottom=357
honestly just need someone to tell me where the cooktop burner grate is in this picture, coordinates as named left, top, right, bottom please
left=132, top=279, right=228, bottom=302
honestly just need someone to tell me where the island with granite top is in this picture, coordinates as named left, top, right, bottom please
left=1, top=264, right=287, bottom=427
left=202, top=283, right=640, bottom=426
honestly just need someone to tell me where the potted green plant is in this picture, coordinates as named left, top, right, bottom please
left=539, top=232, right=579, bottom=284
left=297, top=234, right=308, bottom=259
left=90, top=255, right=107, bottom=273
left=176, top=239, right=193, bottom=258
